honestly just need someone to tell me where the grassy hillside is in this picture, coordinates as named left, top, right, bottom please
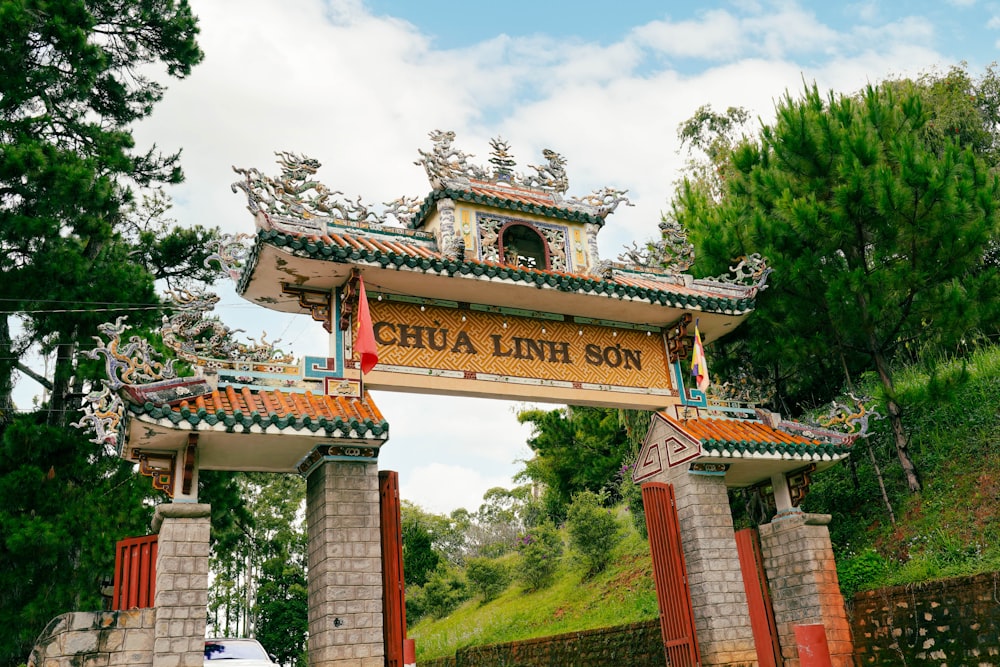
left=411, top=344, right=1000, bottom=661
left=409, top=525, right=658, bottom=661
left=806, top=343, right=1000, bottom=593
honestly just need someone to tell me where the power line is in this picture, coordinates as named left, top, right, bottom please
left=0, top=305, right=165, bottom=314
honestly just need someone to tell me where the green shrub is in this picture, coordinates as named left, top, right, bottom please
left=516, top=522, right=563, bottom=591
left=405, top=583, right=428, bottom=623
left=617, top=461, right=647, bottom=538
left=836, top=548, right=889, bottom=596
left=566, top=490, right=623, bottom=576
left=465, top=557, right=512, bottom=603
left=421, top=564, right=469, bottom=619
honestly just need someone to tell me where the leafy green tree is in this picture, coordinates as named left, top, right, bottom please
left=255, top=556, right=308, bottom=667
left=465, top=557, right=512, bottom=603
left=517, top=406, right=630, bottom=518
left=419, top=563, right=469, bottom=619
left=466, top=486, right=532, bottom=558
left=401, top=502, right=442, bottom=587
left=0, top=416, right=156, bottom=664
left=565, top=491, right=623, bottom=577
left=515, top=522, right=563, bottom=591
left=676, top=82, right=1000, bottom=492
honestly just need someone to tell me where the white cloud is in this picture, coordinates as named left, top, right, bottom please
left=400, top=462, right=517, bottom=515
left=630, top=5, right=840, bottom=61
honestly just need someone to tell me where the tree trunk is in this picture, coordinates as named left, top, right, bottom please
left=0, top=315, right=15, bottom=425
left=47, top=339, right=77, bottom=427
left=871, top=346, right=922, bottom=492
left=866, top=440, right=896, bottom=525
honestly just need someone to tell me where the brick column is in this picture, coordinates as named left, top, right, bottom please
left=653, top=465, right=757, bottom=666
left=152, top=503, right=211, bottom=667
left=306, top=460, right=384, bottom=667
left=758, top=512, right=854, bottom=667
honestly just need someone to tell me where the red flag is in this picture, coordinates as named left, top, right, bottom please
left=356, top=276, right=378, bottom=374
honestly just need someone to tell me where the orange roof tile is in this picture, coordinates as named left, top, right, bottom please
left=129, top=387, right=389, bottom=441
left=660, top=412, right=825, bottom=447
left=172, top=388, right=385, bottom=423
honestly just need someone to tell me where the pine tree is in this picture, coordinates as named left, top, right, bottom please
left=0, top=3, right=218, bottom=661
left=678, top=82, right=1000, bottom=493
left=0, top=0, right=205, bottom=423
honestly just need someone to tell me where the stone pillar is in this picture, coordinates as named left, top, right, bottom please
left=758, top=513, right=854, bottom=667
left=306, top=460, right=384, bottom=667
left=152, top=503, right=211, bottom=667
left=652, top=465, right=757, bottom=666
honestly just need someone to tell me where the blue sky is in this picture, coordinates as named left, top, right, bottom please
left=366, top=1, right=998, bottom=59
left=25, top=0, right=999, bottom=514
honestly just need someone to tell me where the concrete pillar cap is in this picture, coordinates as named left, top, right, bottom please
left=152, top=503, right=212, bottom=532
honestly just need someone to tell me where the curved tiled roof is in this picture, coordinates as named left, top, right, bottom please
left=663, top=413, right=853, bottom=458
left=239, top=228, right=756, bottom=315
left=407, top=185, right=606, bottom=230
left=128, top=386, right=388, bottom=439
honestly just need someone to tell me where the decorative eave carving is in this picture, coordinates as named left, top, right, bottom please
left=665, top=313, right=693, bottom=363
left=282, top=283, right=334, bottom=333
left=74, top=289, right=299, bottom=451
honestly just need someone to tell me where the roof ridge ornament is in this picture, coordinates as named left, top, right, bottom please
left=232, top=151, right=421, bottom=228
left=74, top=289, right=299, bottom=449
left=816, top=393, right=884, bottom=440
left=415, top=130, right=631, bottom=219
left=618, top=216, right=695, bottom=272
left=72, top=316, right=179, bottom=449
left=160, top=288, right=295, bottom=365
left=709, top=253, right=773, bottom=293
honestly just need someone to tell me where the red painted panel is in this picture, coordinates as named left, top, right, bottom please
left=794, top=624, right=833, bottom=667
left=112, top=534, right=157, bottom=610
left=380, top=470, right=407, bottom=667
left=642, top=482, right=701, bottom=667
left=736, top=528, right=783, bottom=666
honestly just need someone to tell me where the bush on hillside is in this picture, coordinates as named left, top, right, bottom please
left=420, top=564, right=470, bottom=619
left=516, top=522, right=563, bottom=591
left=566, top=490, right=623, bottom=576
left=617, top=460, right=647, bottom=538
left=465, top=557, right=512, bottom=603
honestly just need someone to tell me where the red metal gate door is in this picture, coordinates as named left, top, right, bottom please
left=111, top=534, right=157, bottom=610
left=736, top=527, right=783, bottom=667
left=380, top=470, right=407, bottom=667
left=642, top=482, right=701, bottom=667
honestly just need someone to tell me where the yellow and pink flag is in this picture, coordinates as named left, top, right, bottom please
left=691, top=321, right=710, bottom=392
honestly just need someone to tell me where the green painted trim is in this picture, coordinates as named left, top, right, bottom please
left=251, top=229, right=755, bottom=315
left=701, top=438, right=851, bottom=457
left=408, top=189, right=607, bottom=229
left=129, top=403, right=390, bottom=440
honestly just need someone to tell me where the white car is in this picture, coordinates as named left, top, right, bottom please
left=204, top=638, right=277, bottom=666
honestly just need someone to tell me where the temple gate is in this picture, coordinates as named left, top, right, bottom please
left=51, top=132, right=856, bottom=667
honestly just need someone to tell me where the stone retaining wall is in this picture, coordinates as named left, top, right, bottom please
left=419, top=620, right=664, bottom=667
left=851, top=571, right=1000, bottom=665
left=27, top=609, right=156, bottom=667
left=417, top=571, right=1000, bottom=667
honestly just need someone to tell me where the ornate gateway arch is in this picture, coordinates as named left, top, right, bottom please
left=62, top=132, right=855, bottom=667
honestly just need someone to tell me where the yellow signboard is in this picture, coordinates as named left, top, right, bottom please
left=358, top=299, right=674, bottom=392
